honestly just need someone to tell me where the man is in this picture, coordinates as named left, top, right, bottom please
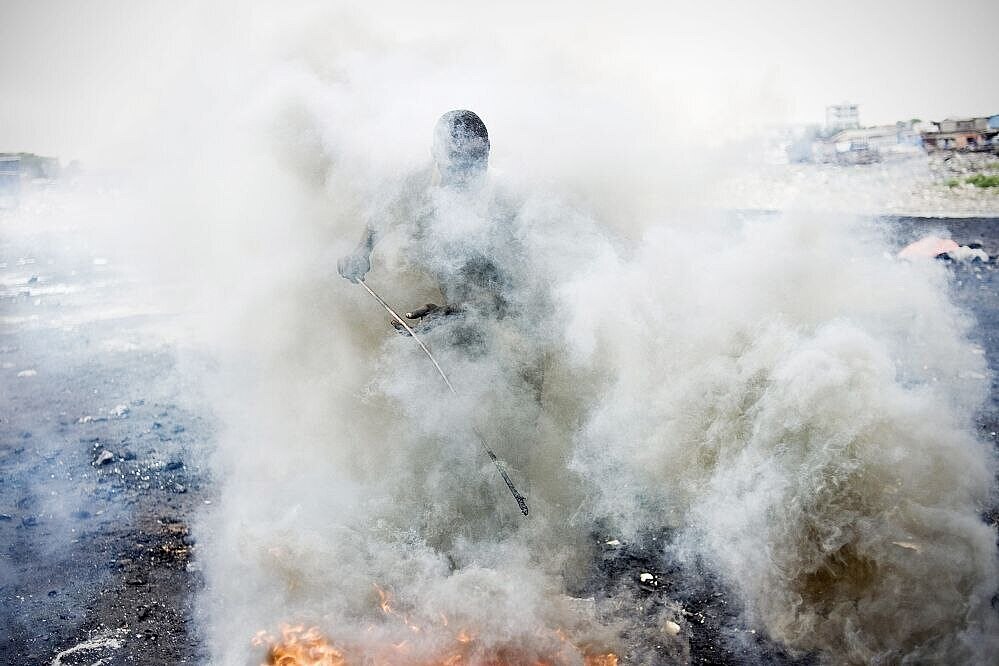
left=337, top=110, right=515, bottom=333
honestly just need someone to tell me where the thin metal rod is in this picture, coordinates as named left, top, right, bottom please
left=358, top=280, right=455, bottom=393
left=357, top=280, right=529, bottom=516
left=479, top=433, right=530, bottom=516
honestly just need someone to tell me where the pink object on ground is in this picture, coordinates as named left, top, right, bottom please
left=898, top=236, right=960, bottom=259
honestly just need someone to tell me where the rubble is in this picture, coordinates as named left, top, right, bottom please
left=93, top=450, right=115, bottom=466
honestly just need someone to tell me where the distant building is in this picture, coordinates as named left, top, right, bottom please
left=0, top=153, right=61, bottom=208
left=921, top=116, right=998, bottom=152
left=812, top=122, right=923, bottom=164
left=825, top=103, right=860, bottom=132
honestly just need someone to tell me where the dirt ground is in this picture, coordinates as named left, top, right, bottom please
left=2, top=214, right=996, bottom=665
left=0, top=225, right=212, bottom=665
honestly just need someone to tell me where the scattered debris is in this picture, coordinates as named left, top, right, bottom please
left=898, top=236, right=958, bottom=259
left=50, top=631, right=125, bottom=666
left=638, top=572, right=660, bottom=590
left=947, top=245, right=990, bottom=262
left=125, top=573, right=146, bottom=586
left=898, top=235, right=991, bottom=262
left=93, top=450, right=115, bottom=466
left=891, top=541, right=923, bottom=553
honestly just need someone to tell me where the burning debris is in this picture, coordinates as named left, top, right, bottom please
left=249, top=586, right=622, bottom=665
left=253, top=623, right=620, bottom=666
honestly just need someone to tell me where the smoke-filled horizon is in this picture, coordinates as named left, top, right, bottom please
left=2, top=0, right=999, bottom=167
left=3, top=2, right=997, bottom=664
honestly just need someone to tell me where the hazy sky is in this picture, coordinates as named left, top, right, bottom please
left=1, top=0, right=997, bottom=164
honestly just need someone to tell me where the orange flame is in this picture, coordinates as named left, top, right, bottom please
left=254, top=587, right=617, bottom=666
left=253, top=624, right=347, bottom=666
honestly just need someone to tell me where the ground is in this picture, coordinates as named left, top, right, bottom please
left=1, top=214, right=996, bottom=665
left=0, top=224, right=211, bottom=665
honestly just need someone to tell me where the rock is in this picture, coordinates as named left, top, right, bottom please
left=891, top=541, right=923, bottom=553
left=164, top=460, right=184, bottom=472
left=663, top=620, right=681, bottom=636
left=16, top=369, right=37, bottom=378
left=604, top=539, right=622, bottom=547
left=94, top=450, right=115, bottom=466
left=172, top=483, right=187, bottom=494
left=71, top=510, right=91, bottom=520
left=21, top=516, right=39, bottom=527
left=0, top=514, right=12, bottom=521
left=638, top=572, right=659, bottom=590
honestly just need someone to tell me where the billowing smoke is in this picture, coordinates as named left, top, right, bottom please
left=7, top=1, right=995, bottom=663
left=565, top=212, right=997, bottom=660
left=179, top=6, right=999, bottom=663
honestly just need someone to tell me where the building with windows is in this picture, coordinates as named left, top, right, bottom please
left=812, top=122, right=924, bottom=164
left=921, top=117, right=998, bottom=152
left=825, top=103, right=860, bottom=133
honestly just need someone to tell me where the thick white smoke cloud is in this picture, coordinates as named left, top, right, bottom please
left=565, top=213, right=998, bottom=660
left=177, top=4, right=998, bottom=664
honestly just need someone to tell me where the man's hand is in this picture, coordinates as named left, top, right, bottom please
left=392, top=303, right=440, bottom=334
left=405, top=303, right=441, bottom=319
left=337, top=251, right=371, bottom=283
left=391, top=303, right=461, bottom=334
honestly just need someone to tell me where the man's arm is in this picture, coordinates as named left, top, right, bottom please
left=337, top=165, right=433, bottom=283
